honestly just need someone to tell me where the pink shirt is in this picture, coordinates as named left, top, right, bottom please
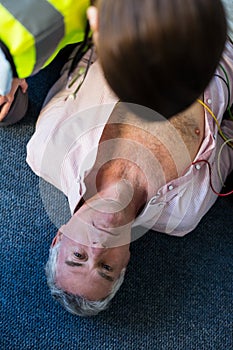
left=27, top=40, right=233, bottom=236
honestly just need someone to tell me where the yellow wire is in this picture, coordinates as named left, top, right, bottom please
left=197, top=99, right=233, bottom=189
left=197, top=99, right=233, bottom=148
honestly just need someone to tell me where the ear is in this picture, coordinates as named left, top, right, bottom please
left=51, top=231, right=62, bottom=247
left=87, top=6, right=98, bottom=33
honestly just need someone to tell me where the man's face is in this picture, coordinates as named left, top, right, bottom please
left=54, top=234, right=130, bottom=300
left=53, top=196, right=132, bottom=300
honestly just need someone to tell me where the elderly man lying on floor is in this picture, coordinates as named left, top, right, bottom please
left=26, top=34, right=233, bottom=316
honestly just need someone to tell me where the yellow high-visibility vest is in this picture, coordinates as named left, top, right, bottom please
left=0, top=0, right=90, bottom=78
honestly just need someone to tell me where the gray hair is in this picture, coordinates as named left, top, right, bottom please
left=45, top=242, right=126, bottom=317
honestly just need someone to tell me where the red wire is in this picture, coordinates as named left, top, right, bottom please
left=191, top=159, right=233, bottom=197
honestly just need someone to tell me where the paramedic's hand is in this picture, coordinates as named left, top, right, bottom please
left=0, top=78, right=28, bottom=121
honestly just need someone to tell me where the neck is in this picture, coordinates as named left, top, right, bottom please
left=84, top=156, right=148, bottom=220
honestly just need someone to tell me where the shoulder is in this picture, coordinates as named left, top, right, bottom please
left=202, top=39, right=233, bottom=121
left=218, top=40, right=233, bottom=101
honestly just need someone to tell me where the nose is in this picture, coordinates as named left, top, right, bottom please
left=90, top=245, right=107, bottom=257
left=91, top=239, right=108, bottom=248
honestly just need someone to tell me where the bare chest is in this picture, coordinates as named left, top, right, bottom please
left=86, top=101, right=205, bottom=197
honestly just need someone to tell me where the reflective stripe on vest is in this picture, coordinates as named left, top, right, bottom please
left=0, top=0, right=89, bottom=78
left=42, top=0, right=90, bottom=69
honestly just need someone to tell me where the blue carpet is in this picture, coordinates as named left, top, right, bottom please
left=1, top=51, right=233, bottom=350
